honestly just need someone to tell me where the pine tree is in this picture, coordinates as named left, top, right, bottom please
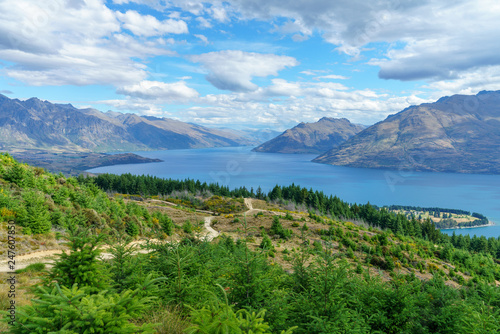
left=260, top=233, right=274, bottom=252
left=8, top=276, right=163, bottom=334
left=49, top=226, right=110, bottom=292
left=18, top=190, right=51, bottom=234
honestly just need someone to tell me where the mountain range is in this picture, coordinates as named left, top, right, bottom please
left=313, top=90, right=500, bottom=174
left=2, top=90, right=499, bottom=175
left=253, top=117, right=365, bottom=154
left=0, top=94, right=255, bottom=152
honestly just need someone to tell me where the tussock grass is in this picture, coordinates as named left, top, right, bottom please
left=133, top=304, right=190, bottom=334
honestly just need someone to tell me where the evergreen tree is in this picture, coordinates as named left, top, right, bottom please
left=18, top=190, right=51, bottom=234
left=260, top=233, right=274, bottom=252
left=49, top=227, right=110, bottom=292
left=8, top=277, right=162, bottom=334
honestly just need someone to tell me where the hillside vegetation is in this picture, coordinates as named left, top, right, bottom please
left=1, top=154, right=500, bottom=333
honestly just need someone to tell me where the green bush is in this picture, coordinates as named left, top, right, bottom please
left=126, top=221, right=139, bottom=237
left=270, top=216, right=292, bottom=240
left=183, top=220, right=193, bottom=234
left=7, top=278, right=162, bottom=334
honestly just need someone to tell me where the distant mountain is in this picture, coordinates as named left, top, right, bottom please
left=0, top=94, right=254, bottom=152
left=252, top=117, right=365, bottom=154
left=217, top=127, right=282, bottom=145
left=313, top=91, right=500, bottom=174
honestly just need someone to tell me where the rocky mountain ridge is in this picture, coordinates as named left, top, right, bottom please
left=0, top=94, right=254, bottom=152
left=313, top=90, right=500, bottom=174
left=253, top=117, right=365, bottom=154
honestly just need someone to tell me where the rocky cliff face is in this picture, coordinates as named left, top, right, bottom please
left=313, top=91, right=500, bottom=174
left=0, top=94, right=254, bottom=152
left=252, top=117, right=365, bottom=154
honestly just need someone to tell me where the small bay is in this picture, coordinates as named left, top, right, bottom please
left=87, top=146, right=500, bottom=238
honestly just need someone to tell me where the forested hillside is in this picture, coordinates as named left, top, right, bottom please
left=1, top=154, right=500, bottom=333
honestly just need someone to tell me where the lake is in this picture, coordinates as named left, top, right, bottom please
left=88, top=146, right=500, bottom=238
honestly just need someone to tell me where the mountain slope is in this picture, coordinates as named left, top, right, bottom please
left=252, top=117, right=365, bottom=154
left=0, top=94, right=254, bottom=152
left=313, top=91, right=500, bottom=174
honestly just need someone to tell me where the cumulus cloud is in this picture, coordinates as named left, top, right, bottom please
left=0, top=1, right=133, bottom=85
left=190, top=50, right=299, bottom=92
left=194, top=34, right=209, bottom=45
left=0, top=0, right=180, bottom=86
left=185, top=88, right=429, bottom=129
left=196, top=17, right=212, bottom=29
left=175, top=0, right=500, bottom=85
left=171, top=77, right=428, bottom=128
left=117, top=80, right=199, bottom=101
left=422, top=65, right=500, bottom=99
left=210, top=6, right=229, bottom=22
left=116, top=10, right=188, bottom=36
left=81, top=0, right=500, bottom=88
left=100, top=98, right=167, bottom=116
left=315, top=74, right=349, bottom=80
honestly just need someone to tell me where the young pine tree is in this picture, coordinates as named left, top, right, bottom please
left=49, top=226, right=110, bottom=293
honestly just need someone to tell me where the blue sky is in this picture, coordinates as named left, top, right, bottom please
left=1, top=0, right=499, bottom=129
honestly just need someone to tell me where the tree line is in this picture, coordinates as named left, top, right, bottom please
left=86, top=174, right=500, bottom=260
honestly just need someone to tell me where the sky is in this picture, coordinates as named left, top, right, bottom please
left=0, top=0, right=499, bottom=130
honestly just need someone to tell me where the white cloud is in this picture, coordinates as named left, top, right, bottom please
left=196, top=16, right=212, bottom=29
left=100, top=98, right=167, bottom=116
left=117, top=80, right=199, bottom=101
left=194, top=34, right=209, bottom=45
left=172, top=78, right=428, bottom=128
left=210, top=6, right=229, bottom=22
left=183, top=89, right=429, bottom=129
left=178, top=0, right=500, bottom=87
left=116, top=10, right=188, bottom=36
left=0, top=0, right=177, bottom=86
left=190, top=50, right=299, bottom=92
left=315, top=74, right=349, bottom=80
left=421, top=65, right=500, bottom=99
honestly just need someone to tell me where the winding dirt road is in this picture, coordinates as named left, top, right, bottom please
left=0, top=198, right=262, bottom=273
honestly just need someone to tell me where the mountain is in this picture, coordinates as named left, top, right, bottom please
left=313, top=91, right=500, bottom=174
left=252, top=117, right=365, bottom=154
left=0, top=94, right=254, bottom=152
left=217, top=127, right=282, bottom=145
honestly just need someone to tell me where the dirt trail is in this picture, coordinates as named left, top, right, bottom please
left=244, top=198, right=253, bottom=210
left=202, top=216, right=219, bottom=241
left=0, top=199, right=260, bottom=273
left=0, top=240, right=159, bottom=273
left=243, top=198, right=287, bottom=217
left=0, top=249, right=67, bottom=273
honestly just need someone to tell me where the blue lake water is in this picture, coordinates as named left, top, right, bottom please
left=88, top=146, right=500, bottom=238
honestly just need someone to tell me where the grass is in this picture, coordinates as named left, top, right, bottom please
left=16, top=262, right=45, bottom=274
left=132, top=304, right=190, bottom=334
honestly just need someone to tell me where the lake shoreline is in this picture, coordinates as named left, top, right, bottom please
left=439, top=221, right=495, bottom=230
left=86, top=146, right=500, bottom=238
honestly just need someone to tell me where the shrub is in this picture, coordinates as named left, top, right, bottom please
left=7, top=278, right=162, bottom=334
left=126, top=221, right=139, bottom=237
left=183, top=220, right=193, bottom=234
left=270, top=216, right=292, bottom=240
left=260, top=233, right=274, bottom=251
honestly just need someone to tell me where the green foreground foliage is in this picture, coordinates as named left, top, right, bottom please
left=6, top=226, right=500, bottom=333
